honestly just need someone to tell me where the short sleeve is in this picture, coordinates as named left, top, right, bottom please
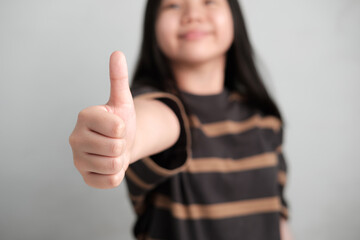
left=274, top=126, right=290, bottom=220
left=124, top=85, right=192, bottom=215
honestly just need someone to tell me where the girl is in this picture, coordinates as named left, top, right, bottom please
left=69, top=0, right=294, bottom=239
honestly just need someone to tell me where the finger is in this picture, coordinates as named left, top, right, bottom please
left=107, top=51, right=132, bottom=108
left=83, top=170, right=126, bottom=189
left=80, top=130, right=125, bottom=157
left=81, top=106, right=126, bottom=138
left=74, top=152, right=124, bottom=175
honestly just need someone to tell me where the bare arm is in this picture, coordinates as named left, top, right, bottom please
left=69, top=51, right=180, bottom=189
left=130, top=98, right=180, bottom=163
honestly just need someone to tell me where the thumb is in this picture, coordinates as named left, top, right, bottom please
left=107, top=51, right=132, bottom=109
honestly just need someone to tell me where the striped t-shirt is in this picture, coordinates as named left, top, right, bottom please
left=125, top=85, right=289, bottom=240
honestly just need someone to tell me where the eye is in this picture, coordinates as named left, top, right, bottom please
left=204, top=0, right=216, bottom=5
left=164, top=3, right=181, bottom=9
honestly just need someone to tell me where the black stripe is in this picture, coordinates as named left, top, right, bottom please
left=154, top=167, right=278, bottom=205
left=273, top=127, right=283, bottom=147
left=189, top=102, right=257, bottom=124
left=136, top=207, right=281, bottom=240
left=278, top=153, right=287, bottom=171
left=191, top=127, right=276, bottom=159
left=278, top=185, right=288, bottom=207
left=129, top=160, right=167, bottom=185
left=181, top=89, right=258, bottom=124
left=124, top=176, right=148, bottom=196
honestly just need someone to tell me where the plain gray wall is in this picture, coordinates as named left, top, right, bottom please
left=0, top=0, right=359, bottom=240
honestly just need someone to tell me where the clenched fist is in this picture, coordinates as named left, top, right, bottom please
left=69, top=51, right=136, bottom=189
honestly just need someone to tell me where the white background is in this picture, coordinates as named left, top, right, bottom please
left=0, top=0, right=359, bottom=239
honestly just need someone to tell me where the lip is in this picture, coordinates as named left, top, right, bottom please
left=179, top=30, right=210, bottom=40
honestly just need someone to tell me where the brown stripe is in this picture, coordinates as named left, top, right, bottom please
left=136, top=234, right=147, bottom=240
left=258, top=116, right=282, bottom=132
left=190, top=114, right=281, bottom=137
left=128, top=192, right=146, bottom=215
left=128, top=193, right=145, bottom=203
left=228, top=92, right=244, bottom=102
left=142, top=156, right=190, bottom=177
left=134, top=204, right=146, bottom=216
left=128, top=193, right=147, bottom=216
left=278, top=170, right=287, bottom=186
left=276, top=145, right=282, bottom=153
left=125, top=168, right=154, bottom=190
left=136, top=233, right=163, bottom=240
left=186, top=152, right=278, bottom=173
left=153, top=194, right=281, bottom=220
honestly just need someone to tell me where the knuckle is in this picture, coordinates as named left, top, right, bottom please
left=109, top=157, right=123, bottom=173
left=107, top=174, right=122, bottom=188
left=73, top=158, right=83, bottom=172
left=83, top=172, right=104, bottom=189
left=112, top=119, right=125, bottom=137
left=68, top=134, right=75, bottom=146
left=73, top=154, right=88, bottom=172
left=110, top=140, right=122, bottom=156
left=82, top=174, right=94, bottom=188
left=77, top=109, right=88, bottom=122
left=68, top=134, right=79, bottom=147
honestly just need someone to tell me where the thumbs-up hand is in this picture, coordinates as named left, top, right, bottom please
left=69, top=51, right=136, bottom=189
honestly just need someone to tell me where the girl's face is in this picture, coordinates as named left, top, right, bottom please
left=155, top=0, right=234, bottom=65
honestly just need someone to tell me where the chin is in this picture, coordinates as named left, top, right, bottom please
left=174, top=52, right=224, bottom=65
left=178, top=57, right=214, bottom=65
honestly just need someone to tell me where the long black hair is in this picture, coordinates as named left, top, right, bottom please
left=132, top=0, right=283, bottom=121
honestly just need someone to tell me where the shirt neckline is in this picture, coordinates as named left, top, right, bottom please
left=179, top=88, right=229, bottom=100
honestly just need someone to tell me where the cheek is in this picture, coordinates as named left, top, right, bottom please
left=155, top=15, right=178, bottom=56
left=215, top=11, right=234, bottom=48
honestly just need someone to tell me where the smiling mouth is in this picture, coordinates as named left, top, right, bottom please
left=179, top=31, right=210, bottom=40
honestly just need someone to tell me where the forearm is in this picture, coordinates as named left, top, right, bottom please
left=130, top=98, right=180, bottom=163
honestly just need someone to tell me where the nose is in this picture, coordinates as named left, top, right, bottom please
left=181, top=3, right=205, bottom=24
